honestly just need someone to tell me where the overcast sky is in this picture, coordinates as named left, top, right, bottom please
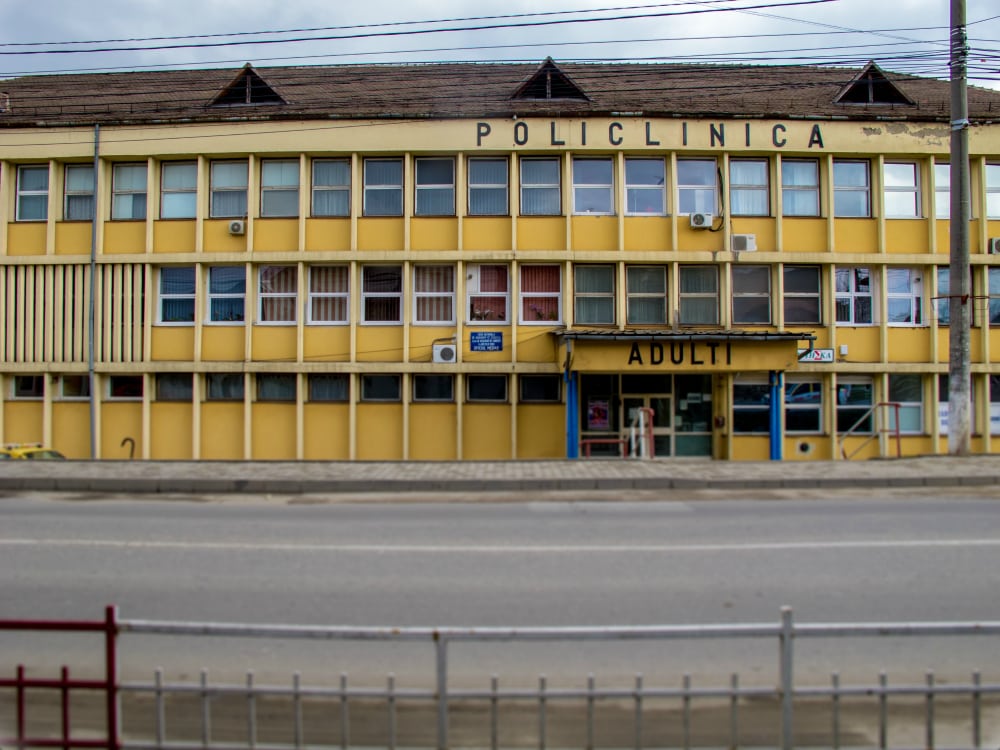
left=1, top=0, right=998, bottom=89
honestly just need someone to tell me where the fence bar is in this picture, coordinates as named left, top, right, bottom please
left=61, top=667, right=70, bottom=750
left=878, top=672, right=888, bottom=750
left=246, top=671, right=256, bottom=750
left=972, top=671, right=981, bottom=749
left=831, top=672, right=840, bottom=750
left=292, top=673, right=302, bottom=750
left=153, top=670, right=164, bottom=749
left=387, top=674, right=396, bottom=750
left=682, top=673, right=691, bottom=750
left=104, top=606, right=119, bottom=750
left=586, top=674, right=595, bottom=750
left=490, top=675, right=499, bottom=750
left=538, top=675, right=547, bottom=750
left=634, top=674, right=643, bottom=750
left=729, top=674, right=739, bottom=750
left=925, top=671, right=935, bottom=750
left=200, top=670, right=211, bottom=749
left=435, top=637, right=448, bottom=750
left=779, top=607, right=794, bottom=750
left=339, top=673, right=349, bottom=750
left=17, top=664, right=26, bottom=750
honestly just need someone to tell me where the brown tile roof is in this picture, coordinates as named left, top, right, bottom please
left=2, top=60, right=999, bottom=127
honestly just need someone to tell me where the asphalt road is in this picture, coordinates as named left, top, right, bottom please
left=1, top=488, right=999, bottom=689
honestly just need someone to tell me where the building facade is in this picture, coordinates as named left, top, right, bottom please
left=1, top=60, right=999, bottom=461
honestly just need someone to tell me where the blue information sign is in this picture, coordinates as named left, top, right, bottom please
left=470, top=331, right=503, bottom=352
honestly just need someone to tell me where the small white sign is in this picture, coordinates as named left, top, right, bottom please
left=797, top=348, right=834, bottom=363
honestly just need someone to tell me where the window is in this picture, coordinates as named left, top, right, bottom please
left=835, top=267, right=873, bottom=325
left=467, top=374, right=507, bottom=402
left=468, top=158, right=508, bottom=216
left=625, top=158, right=666, bottom=215
left=936, top=267, right=950, bottom=325
left=520, top=158, right=561, bottom=216
left=361, top=265, right=402, bottom=324
left=884, top=162, right=920, bottom=218
left=109, top=376, right=143, bottom=399
left=990, top=268, right=1000, bottom=326
left=785, top=378, right=822, bottom=434
left=781, top=159, right=819, bottom=217
left=414, top=265, right=454, bottom=324
left=986, top=163, right=1000, bottom=219
left=308, top=373, right=349, bottom=402
left=934, top=163, right=950, bottom=219
left=16, top=165, right=48, bottom=221
left=467, top=264, right=509, bottom=323
left=679, top=266, right=719, bottom=325
left=732, top=265, right=771, bottom=324
left=259, top=266, right=297, bottom=323
left=833, top=160, right=870, bottom=217
left=261, top=159, right=299, bottom=217
left=729, top=159, right=769, bottom=216
left=64, top=165, right=95, bottom=220
left=626, top=265, right=667, bottom=325
left=886, top=268, right=922, bottom=325
left=210, top=161, right=248, bottom=218
left=415, top=158, right=455, bottom=216
left=60, top=375, right=90, bottom=399
left=888, top=374, right=923, bottom=434
left=111, top=164, right=147, bottom=220
left=572, top=158, right=613, bottom=214
left=413, top=374, right=454, bottom=402
left=677, top=159, right=716, bottom=214
left=257, top=373, right=296, bottom=402
left=208, top=266, right=246, bottom=323
left=938, top=375, right=977, bottom=434
left=783, top=265, right=821, bottom=324
left=363, top=158, right=403, bottom=216
left=206, top=373, right=244, bottom=401
left=311, top=159, right=350, bottom=217
left=361, top=374, right=401, bottom=401
left=161, top=162, right=197, bottom=219
left=308, top=266, right=349, bottom=324
left=159, top=266, right=196, bottom=324
left=13, top=375, right=44, bottom=399
left=836, top=377, right=874, bottom=433
left=519, top=375, right=561, bottom=403
left=520, top=265, right=561, bottom=324
left=156, top=373, right=192, bottom=401
left=991, top=375, right=1000, bottom=435
left=733, top=379, right=770, bottom=433
left=574, top=265, right=614, bottom=325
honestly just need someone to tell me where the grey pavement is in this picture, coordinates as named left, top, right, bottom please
left=1, top=455, right=999, bottom=495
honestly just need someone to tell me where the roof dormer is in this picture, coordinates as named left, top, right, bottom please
left=211, top=64, right=286, bottom=107
left=512, top=58, right=589, bottom=101
left=834, top=61, right=914, bottom=106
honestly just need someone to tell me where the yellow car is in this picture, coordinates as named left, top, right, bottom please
left=2, top=443, right=66, bottom=460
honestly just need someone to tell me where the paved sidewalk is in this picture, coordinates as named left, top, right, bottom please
left=1, top=455, right=999, bottom=495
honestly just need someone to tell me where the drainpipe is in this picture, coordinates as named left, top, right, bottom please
left=769, top=370, right=783, bottom=461
left=88, top=125, right=99, bottom=459
left=564, top=340, right=579, bottom=459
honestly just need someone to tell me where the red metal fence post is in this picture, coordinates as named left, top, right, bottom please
left=104, top=606, right=119, bottom=750
left=16, top=664, right=26, bottom=750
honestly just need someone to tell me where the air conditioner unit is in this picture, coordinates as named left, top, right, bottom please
left=228, top=220, right=246, bottom=236
left=988, top=237, right=1000, bottom=254
left=732, top=233, right=758, bottom=252
left=432, top=343, right=457, bottom=363
left=689, top=212, right=713, bottom=229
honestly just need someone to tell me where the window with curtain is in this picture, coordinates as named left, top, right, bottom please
left=312, top=159, right=350, bottom=217
left=361, top=265, right=402, bottom=324
left=210, top=161, right=248, bottom=218
left=208, top=266, right=246, bottom=323
left=626, top=265, right=666, bottom=324
left=161, top=162, right=197, bottom=219
left=308, top=266, right=349, bottom=324
left=729, top=159, right=769, bottom=216
left=836, top=377, right=874, bottom=433
left=785, top=378, right=823, bottom=433
left=206, top=373, right=244, bottom=401
left=731, top=265, right=771, bottom=324
left=308, top=373, right=349, bottom=402
left=467, top=264, right=509, bottom=323
left=468, top=158, right=508, bottom=216
left=625, top=158, right=665, bottom=215
left=886, top=268, right=922, bottom=325
left=884, top=162, right=920, bottom=218
left=677, top=159, right=717, bottom=214
left=361, top=374, right=401, bottom=401
left=467, top=374, right=507, bottom=402
left=781, top=159, right=819, bottom=217
left=261, top=159, right=299, bottom=217
left=16, top=165, right=48, bottom=221
left=363, top=158, right=403, bottom=216
left=934, top=163, right=951, bottom=219
left=112, top=164, right=147, bottom=220
left=574, top=265, right=615, bottom=325
left=835, top=267, right=873, bottom=325
left=413, top=375, right=454, bottom=402
left=520, top=265, right=561, bottom=324
left=257, top=373, right=296, bottom=402
left=833, top=160, right=870, bottom=217
left=888, top=374, right=923, bottom=433
left=783, top=265, right=821, bottom=324
left=520, top=158, right=561, bottom=216
left=415, top=158, right=455, bottom=216
left=733, top=379, right=770, bottom=433
left=64, top=164, right=95, bottom=220
left=259, top=265, right=297, bottom=323
left=679, top=266, right=719, bottom=325
left=159, top=266, right=196, bottom=324
left=572, top=158, right=613, bottom=214
left=414, top=265, right=455, bottom=324
left=156, top=373, right=193, bottom=401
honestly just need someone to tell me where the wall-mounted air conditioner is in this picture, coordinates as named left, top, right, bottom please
left=732, top=233, right=757, bottom=252
left=228, top=220, right=246, bottom=236
left=988, top=237, right=1000, bottom=254
left=689, top=212, right=713, bottom=229
left=432, top=343, right=457, bottom=363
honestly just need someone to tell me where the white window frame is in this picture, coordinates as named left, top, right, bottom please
left=160, top=161, right=197, bottom=219
left=784, top=377, right=823, bottom=435
left=12, top=375, right=45, bottom=400
left=989, top=267, right=1000, bottom=327
left=111, top=163, right=147, bottom=221
left=836, top=376, right=875, bottom=434
left=678, top=265, right=719, bottom=325
left=520, top=157, right=561, bottom=216
left=781, top=159, right=819, bottom=217
left=258, top=265, right=297, bottom=324
left=886, top=267, right=923, bottom=326
left=361, top=265, right=403, bottom=325
left=732, top=377, right=770, bottom=434
left=783, top=265, right=822, bottom=325
left=729, top=158, right=769, bottom=217
left=413, top=264, right=455, bottom=325
left=260, top=159, right=300, bottom=218
left=64, top=164, right=95, bottom=221
left=158, top=266, right=196, bottom=325
left=207, top=266, right=246, bottom=325
left=467, top=157, right=509, bottom=216
left=256, top=373, right=297, bottom=402
left=307, top=265, right=349, bottom=325
left=625, top=265, right=667, bottom=325
left=311, top=159, right=350, bottom=217
left=625, top=157, right=666, bottom=216
left=16, top=165, right=49, bottom=222
left=835, top=267, right=874, bottom=326
left=574, top=265, right=615, bottom=325
left=888, top=373, right=924, bottom=434
left=884, top=162, right=921, bottom=218
left=414, top=157, right=455, bottom=217
left=986, top=163, right=1000, bottom=219
left=572, top=157, right=614, bottom=215
left=466, top=264, right=510, bottom=324
left=210, top=160, right=249, bottom=219
left=676, top=158, right=717, bottom=215
left=934, top=162, right=950, bottom=219
left=731, top=265, right=771, bottom=325
left=59, top=375, right=91, bottom=400
left=833, top=159, right=871, bottom=218
left=519, top=265, right=562, bottom=325
left=363, top=158, right=403, bottom=217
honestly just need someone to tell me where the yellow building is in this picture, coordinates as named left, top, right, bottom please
left=2, top=59, right=999, bottom=461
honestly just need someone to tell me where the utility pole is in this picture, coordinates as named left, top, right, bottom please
left=948, top=0, right=972, bottom=455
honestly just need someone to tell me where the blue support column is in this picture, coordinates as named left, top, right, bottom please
left=565, top=370, right=579, bottom=459
left=769, top=370, right=783, bottom=461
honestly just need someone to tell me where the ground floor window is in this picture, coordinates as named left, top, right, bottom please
left=836, top=377, right=874, bottom=433
left=109, top=376, right=143, bottom=400
left=733, top=378, right=770, bottom=434
left=12, top=375, right=44, bottom=399
left=156, top=373, right=192, bottom=401
left=888, top=374, right=923, bottom=433
left=785, top=378, right=822, bottom=433
left=467, top=375, right=507, bottom=402
left=258, top=373, right=296, bottom=402
left=206, top=373, right=243, bottom=401
left=309, top=374, right=349, bottom=402
left=519, top=374, right=561, bottom=403
left=361, top=374, right=401, bottom=401
left=938, top=374, right=976, bottom=434
left=413, top=374, right=454, bottom=402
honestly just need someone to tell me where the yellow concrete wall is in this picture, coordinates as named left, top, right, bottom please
left=357, top=218, right=404, bottom=251
left=303, top=404, right=350, bottom=459
left=464, top=218, right=512, bottom=251
left=153, top=221, right=197, bottom=253
left=516, top=404, right=564, bottom=458
left=886, top=328, right=931, bottom=363
left=202, top=328, right=247, bottom=361
left=54, top=223, right=92, bottom=256
left=410, top=327, right=454, bottom=363
left=51, top=402, right=91, bottom=458
left=732, top=436, right=770, bottom=461
left=730, top=217, right=775, bottom=253
left=677, top=222, right=724, bottom=252
left=253, top=219, right=298, bottom=252
left=517, top=331, right=561, bottom=363
left=101, top=402, right=143, bottom=459
left=252, top=327, right=297, bottom=363
left=356, top=328, right=404, bottom=362
left=517, top=217, right=566, bottom=251
left=409, top=404, right=457, bottom=459
left=204, top=220, right=248, bottom=253
left=3, top=402, right=43, bottom=445
left=462, top=404, right=511, bottom=459
left=783, top=436, right=833, bottom=461
left=356, top=404, right=403, bottom=459
left=151, top=328, right=196, bottom=362
left=7, top=223, right=47, bottom=256
left=305, top=219, right=351, bottom=251
left=834, top=220, right=877, bottom=253
left=782, top=218, right=826, bottom=252
left=571, top=216, right=618, bottom=252
left=885, top=220, right=929, bottom=254
left=624, top=217, right=671, bottom=252
left=303, top=328, right=351, bottom=362
left=104, top=222, right=145, bottom=254
left=935, top=329, right=984, bottom=364
left=251, top=403, right=297, bottom=459
left=411, top=218, right=458, bottom=251
left=200, top=403, right=244, bottom=459
left=150, top=403, right=194, bottom=459
left=836, top=328, right=881, bottom=362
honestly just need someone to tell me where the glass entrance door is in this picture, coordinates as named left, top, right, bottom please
left=622, top=395, right=673, bottom=457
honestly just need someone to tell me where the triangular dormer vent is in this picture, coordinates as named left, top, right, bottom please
left=211, top=64, right=286, bottom=106
left=512, top=58, right=589, bottom=101
left=834, top=61, right=914, bottom=106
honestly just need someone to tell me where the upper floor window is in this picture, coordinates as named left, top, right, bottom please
left=111, top=164, right=147, bottom=220
left=363, top=158, right=403, bottom=217
left=574, top=265, right=615, bottom=325
left=260, top=159, right=299, bottom=218
left=729, top=159, right=769, bottom=217
left=206, top=373, right=244, bottom=401
left=308, top=265, right=349, bottom=325
left=520, top=265, right=562, bottom=324
left=12, top=375, right=44, bottom=399
left=781, top=159, right=819, bottom=217
left=833, top=160, right=870, bottom=217
left=783, top=265, right=821, bottom=324
left=415, top=158, right=455, bottom=216
left=886, top=268, right=923, bottom=325
left=986, top=164, right=1000, bottom=219
left=467, top=374, right=508, bottom=402
left=16, top=165, right=48, bottom=222
left=108, top=375, right=143, bottom=400
left=257, top=373, right=296, bottom=402
left=413, top=375, right=454, bottom=402
left=159, top=266, right=196, bottom=324
left=625, top=158, right=666, bottom=215
left=311, top=159, right=350, bottom=217
left=626, top=265, right=667, bottom=325
left=60, top=375, right=91, bottom=400
left=467, top=264, right=509, bottom=323
left=677, top=159, right=716, bottom=215
left=884, top=162, right=920, bottom=218
left=679, top=265, right=719, bottom=325
left=520, top=158, right=561, bottom=216
left=990, top=268, right=1000, bottom=326
left=468, top=158, right=508, bottom=216
left=64, top=165, right=95, bottom=221
left=361, top=374, right=401, bottom=402
left=210, top=161, right=248, bottom=218
left=934, top=163, right=951, bottom=219
left=835, top=267, right=873, bottom=325
left=413, top=265, right=455, bottom=325
left=208, top=266, right=246, bottom=323
left=309, top=373, right=349, bottom=402
left=361, top=265, right=402, bottom=324
left=732, top=265, right=771, bottom=324
left=156, top=373, right=193, bottom=402
left=161, top=162, right=197, bottom=219
left=259, top=265, right=297, bottom=324
left=572, top=158, right=613, bottom=215
left=936, top=267, right=950, bottom=325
